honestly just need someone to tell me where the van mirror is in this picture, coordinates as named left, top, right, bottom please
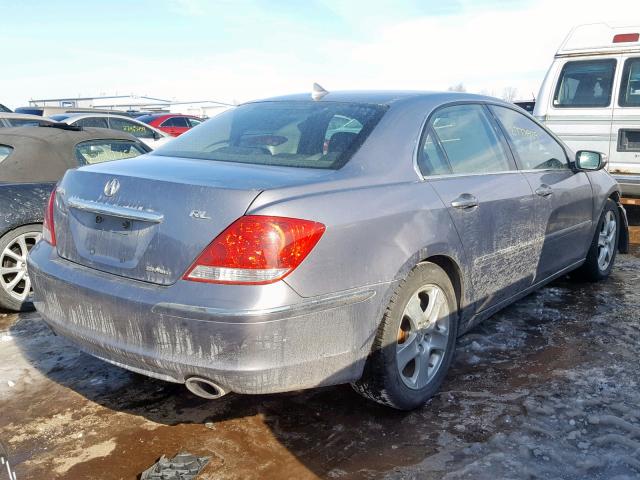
left=575, top=150, right=605, bottom=171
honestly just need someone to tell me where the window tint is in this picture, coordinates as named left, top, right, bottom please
left=187, top=118, right=202, bottom=127
left=161, top=117, right=189, bottom=127
left=619, top=57, right=640, bottom=107
left=0, top=145, right=13, bottom=163
left=490, top=106, right=568, bottom=170
left=153, top=101, right=387, bottom=169
left=108, top=118, right=155, bottom=138
left=75, top=117, right=109, bottom=128
left=418, top=129, right=451, bottom=175
left=8, top=119, right=47, bottom=127
left=75, top=140, right=147, bottom=165
left=554, top=60, right=616, bottom=108
left=428, top=104, right=512, bottom=175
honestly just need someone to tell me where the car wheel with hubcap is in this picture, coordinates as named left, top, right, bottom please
left=573, top=199, right=619, bottom=282
left=352, top=262, right=458, bottom=410
left=0, top=225, right=42, bottom=312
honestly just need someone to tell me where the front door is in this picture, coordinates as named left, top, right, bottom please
left=420, top=104, right=538, bottom=313
left=489, top=105, right=594, bottom=282
left=610, top=56, right=640, bottom=176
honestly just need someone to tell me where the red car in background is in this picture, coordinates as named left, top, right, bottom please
left=137, top=113, right=203, bottom=137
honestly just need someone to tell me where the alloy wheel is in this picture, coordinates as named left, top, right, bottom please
left=0, top=231, right=41, bottom=302
left=396, top=284, right=451, bottom=390
left=597, top=210, right=617, bottom=271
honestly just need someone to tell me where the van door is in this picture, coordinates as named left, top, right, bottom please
left=610, top=56, right=640, bottom=194
left=419, top=104, right=537, bottom=313
left=489, top=105, right=593, bottom=282
left=544, top=58, right=617, bottom=158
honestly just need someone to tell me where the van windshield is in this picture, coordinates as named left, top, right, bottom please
left=152, top=101, right=387, bottom=169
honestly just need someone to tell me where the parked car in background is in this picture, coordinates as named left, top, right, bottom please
left=29, top=91, right=628, bottom=410
left=514, top=101, right=535, bottom=113
left=49, top=113, right=172, bottom=149
left=0, top=113, right=55, bottom=128
left=0, top=124, right=150, bottom=311
left=535, top=23, right=640, bottom=196
left=137, top=113, right=204, bottom=137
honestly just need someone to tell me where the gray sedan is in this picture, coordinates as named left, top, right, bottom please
left=27, top=91, right=628, bottom=410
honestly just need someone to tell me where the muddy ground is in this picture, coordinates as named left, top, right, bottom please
left=2, top=248, right=640, bottom=479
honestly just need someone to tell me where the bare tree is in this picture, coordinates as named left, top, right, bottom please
left=502, top=86, right=518, bottom=102
left=447, top=83, right=466, bottom=93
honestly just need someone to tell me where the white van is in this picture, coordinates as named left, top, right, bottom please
left=534, top=23, right=640, bottom=196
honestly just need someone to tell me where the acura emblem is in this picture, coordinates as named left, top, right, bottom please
left=103, top=178, right=120, bottom=197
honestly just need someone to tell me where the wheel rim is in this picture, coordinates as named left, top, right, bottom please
left=597, top=210, right=617, bottom=271
left=396, top=284, right=451, bottom=390
left=0, top=231, right=41, bottom=302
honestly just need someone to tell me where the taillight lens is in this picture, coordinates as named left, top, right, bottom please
left=43, top=188, right=56, bottom=246
left=184, top=215, right=325, bottom=285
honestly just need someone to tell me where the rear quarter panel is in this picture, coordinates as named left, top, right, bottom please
left=0, top=182, right=53, bottom=237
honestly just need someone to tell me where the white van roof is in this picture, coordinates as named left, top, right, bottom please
left=557, top=22, right=640, bottom=57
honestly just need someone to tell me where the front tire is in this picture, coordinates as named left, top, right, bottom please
left=0, top=224, right=42, bottom=312
left=352, top=262, right=458, bottom=410
left=573, top=199, right=619, bottom=282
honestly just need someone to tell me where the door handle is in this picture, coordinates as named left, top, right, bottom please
left=451, top=194, right=479, bottom=210
left=535, top=184, right=553, bottom=197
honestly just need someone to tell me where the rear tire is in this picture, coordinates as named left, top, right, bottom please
left=573, top=199, right=619, bottom=282
left=352, top=262, right=458, bottom=410
left=0, top=224, right=42, bottom=312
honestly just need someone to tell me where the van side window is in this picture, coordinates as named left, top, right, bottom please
left=553, top=59, right=616, bottom=108
left=490, top=106, right=568, bottom=170
left=619, top=57, right=640, bottom=107
left=427, top=104, right=513, bottom=175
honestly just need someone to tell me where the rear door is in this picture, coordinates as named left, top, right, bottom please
left=489, top=105, right=593, bottom=281
left=610, top=56, right=640, bottom=176
left=420, top=103, right=538, bottom=312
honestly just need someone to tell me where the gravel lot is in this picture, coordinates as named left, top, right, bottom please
left=1, top=246, right=639, bottom=479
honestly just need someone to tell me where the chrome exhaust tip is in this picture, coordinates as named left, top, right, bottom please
left=184, top=377, right=229, bottom=399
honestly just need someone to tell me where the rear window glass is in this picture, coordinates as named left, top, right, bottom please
left=554, top=59, right=616, bottom=108
left=8, top=119, right=49, bottom=127
left=152, top=101, right=387, bottom=169
left=619, top=57, right=640, bottom=107
left=0, top=145, right=13, bottom=163
left=75, top=140, right=148, bottom=165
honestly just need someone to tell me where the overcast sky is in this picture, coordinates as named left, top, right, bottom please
left=0, top=0, right=637, bottom=108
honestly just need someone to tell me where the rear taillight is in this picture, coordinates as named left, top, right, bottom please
left=184, top=215, right=325, bottom=285
left=43, top=188, right=56, bottom=246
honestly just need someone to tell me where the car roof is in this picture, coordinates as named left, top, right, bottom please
left=0, top=112, right=54, bottom=121
left=0, top=125, right=144, bottom=183
left=249, top=90, right=500, bottom=106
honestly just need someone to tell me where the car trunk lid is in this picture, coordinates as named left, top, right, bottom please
left=53, top=155, right=332, bottom=285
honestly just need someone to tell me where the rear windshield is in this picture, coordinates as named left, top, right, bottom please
left=152, top=101, right=387, bottom=169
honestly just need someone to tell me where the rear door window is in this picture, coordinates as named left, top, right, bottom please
left=108, top=118, right=156, bottom=139
left=75, top=140, right=148, bottom=165
left=0, top=145, right=13, bottom=163
left=161, top=117, right=189, bottom=127
left=74, top=117, right=109, bottom=128
left=554, top=59, right=616, bottom=108
left=490, top=105, right=568, bottom=170
left=426, top=104, right=513, bottom=175
left=619, top=57, right=640, bottom=107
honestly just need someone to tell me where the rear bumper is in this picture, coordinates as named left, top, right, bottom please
left=27, top=242, right=391, bottom=394
left=612, top=174, right=640, bottom=197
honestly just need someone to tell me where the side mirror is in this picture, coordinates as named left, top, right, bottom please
left=575, top=150, right=606, bottom=171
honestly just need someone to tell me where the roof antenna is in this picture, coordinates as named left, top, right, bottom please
left=311, top=83, right=329, bottom=101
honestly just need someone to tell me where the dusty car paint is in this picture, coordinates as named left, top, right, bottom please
left=27, top=91, right=627, bottom=397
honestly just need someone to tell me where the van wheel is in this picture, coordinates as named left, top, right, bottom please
left=352, top=262, right=458, bottom=410
left=573, top=199, right=619, bottom=282
left=0, top=225, right=42, bottom=312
